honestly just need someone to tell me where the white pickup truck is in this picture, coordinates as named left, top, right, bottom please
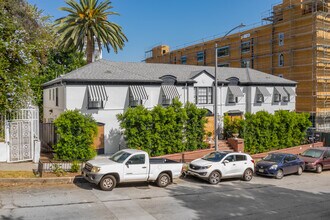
left=82, top=149, right=183, bottom=191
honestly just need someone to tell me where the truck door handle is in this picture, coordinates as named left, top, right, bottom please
left=142, top=166, right=147, bottom=168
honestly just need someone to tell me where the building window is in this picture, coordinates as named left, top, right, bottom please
left=194, top=87, right=213, bottom=104
left=241, top=41, right=251, bottom=53
left=52, top=89, right=55, bottom=100
left=274, top=94, right=281, bottom=102
left=283, top=95, right=289, bottom=102
left=218, top=63, right=229, bottom=67
left=241, top=59, right=250, bottom=68
left=49, top=90, right=51, bottom=100
left=129, top=99, right=142, bottom=107
left=162, top=96, right=172, bottom=106
left=197, top=51, right=204, bottom=62
left=217, top=46, right=230, bottom=57
left=228, top=94, right=238, bottom=103
left=181, top=56, right=187, bottom=64
left=279, top=33, right=284, bottom=46
left=256, top=94, right=264, bottom=103
left=55, top=88, right=59, bottom=107
left=88, top=101, right=104, bottom=109
left=279, top=53, right=284, bottom=66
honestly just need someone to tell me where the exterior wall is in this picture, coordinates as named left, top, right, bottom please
left=43, top=86, right=65, bottom=122
left=0, top=142, right=8, bottom=162
left=145, top=0, right=330, bottom=130
left=43, top=73, right=296, bottom=154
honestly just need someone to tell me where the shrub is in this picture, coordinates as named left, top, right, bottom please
left=228, top=110, right=312, bottom=154
left=70, top=161, right=81, bottom=173
left=54, top=110, right=97, bottom=161
left=52, top=164, right=66, bottom=177
left=117, top=99, right=208, bottom=156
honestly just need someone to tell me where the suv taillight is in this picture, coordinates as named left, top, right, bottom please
left=251, top=159, right=255, bottom=164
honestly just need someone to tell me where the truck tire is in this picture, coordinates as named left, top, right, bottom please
left=157, top=173, right=171, bottom=187
left=99, top=175, right=116, bottom=191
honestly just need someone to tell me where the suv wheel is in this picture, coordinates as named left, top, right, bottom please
left=208, top=171, right=221, bottom=185
left=99, top=175, right=116, bottom=191
left=243, top=168, right=253, bottom=181
left=316, top=164, right=323, bottom=173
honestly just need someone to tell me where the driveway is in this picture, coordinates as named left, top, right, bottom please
left=1, top=171, right=330, bottom=220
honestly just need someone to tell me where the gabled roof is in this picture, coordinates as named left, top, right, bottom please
left=43, top=59, right=297, bottom=87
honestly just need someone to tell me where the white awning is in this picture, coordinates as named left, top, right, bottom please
left=284, top=87, right=295, bottom=96
left=275, top=87, right=288, bottom=97
left=257, top=87, right=271, bottom=96
left=129, top=85, right=148, bottom=100
left=161, top=85, right=180, bottom=99
left=87, top=85, right=108, bottom=102
left=228, top=86, right=244, bottom=97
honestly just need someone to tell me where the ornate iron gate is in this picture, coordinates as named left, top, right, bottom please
left=6, top=108, right=39, bottom=162
left=9, top=121, right=33, bottom=162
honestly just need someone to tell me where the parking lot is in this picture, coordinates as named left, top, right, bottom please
left=1, top=171, right=330, bottom=220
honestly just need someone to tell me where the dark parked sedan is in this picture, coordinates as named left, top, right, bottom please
left=299, top=147, right=330, bottom=173
left=256, top=153, right=305, bottom=179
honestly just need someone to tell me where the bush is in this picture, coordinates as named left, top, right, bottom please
left=54, top=110, right=97, bottom=161
left=227, top=110, right=312, bottom=154
left=117, top=99, right=208, bottom=156
left=70, top=161, right=81, bottom=173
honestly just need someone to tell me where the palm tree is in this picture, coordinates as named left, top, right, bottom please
left=55, top=0, right=127, bottom=63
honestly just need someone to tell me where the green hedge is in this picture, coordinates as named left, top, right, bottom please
left=54, top=110, right=97, bottom=161
left=224, top=110, right=311, bottom=154
left=117, top=99, right=208, bottom=156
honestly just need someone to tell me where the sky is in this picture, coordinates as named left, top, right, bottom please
left=27, top=0, right=279, bottom=62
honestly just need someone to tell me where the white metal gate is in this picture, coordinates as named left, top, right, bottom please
left=6, top=108, right=39, bottom=162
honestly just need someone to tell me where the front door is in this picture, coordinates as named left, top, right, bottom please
left=221, top=155, right=239, bottom=177
left=9, top=121, right=33, bottom=162
left=123, top=154, right=148, bottom=182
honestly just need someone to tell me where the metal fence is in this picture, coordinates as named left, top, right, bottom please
left=0, top=113, right=4, bottom=142
left=39, top=123, right=57, bottom=153
left=38, top=160, right=84, bottom=177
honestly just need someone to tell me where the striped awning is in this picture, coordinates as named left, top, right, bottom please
left=284, top=87, right=296, bottom=96
left=257, top=86, right=271, bottom=96
left=228, top=86, right=244, bottom=97
left=87, top=85, right=108, bottom=102
left=275, top=87, right=288, bottom=97
left=161, top=85, right=180, bottom=99
left=129, top=85, right=148, bottom=100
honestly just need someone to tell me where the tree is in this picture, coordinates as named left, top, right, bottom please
left=55, top=0, right=128, bottom=63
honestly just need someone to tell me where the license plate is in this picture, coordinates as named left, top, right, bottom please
left=259, top=169, right=264, bottom=173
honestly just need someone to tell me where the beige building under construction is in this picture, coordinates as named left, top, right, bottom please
left=145, top=0, right=330, bottom=131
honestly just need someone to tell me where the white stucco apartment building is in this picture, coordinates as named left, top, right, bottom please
left=43, top=60, right=296, bottom=154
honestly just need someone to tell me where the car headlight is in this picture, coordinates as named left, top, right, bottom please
left=201, top=165, right=212, bottom=169
left=269, top=165, right=278, bottom=170
left=91, top=166, right=101, bottom=173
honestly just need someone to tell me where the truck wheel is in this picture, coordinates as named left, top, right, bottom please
left=208, top=171, right=221, bottom=184
left=99, top=175, right=116, bottom=191
left=157, top=173, right=171, bottom=187
left=242, top=168, right=253, bottom=181
left=316, top=164, right=323, bottom=173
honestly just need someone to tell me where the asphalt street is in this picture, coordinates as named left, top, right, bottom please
left=0, top=171, right=330, bottom=220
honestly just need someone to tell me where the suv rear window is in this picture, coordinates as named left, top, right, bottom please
left=235, top=155, right=247, bottom=161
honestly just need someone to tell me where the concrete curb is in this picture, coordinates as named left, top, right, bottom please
left=0, top=176, right=86, bottom=185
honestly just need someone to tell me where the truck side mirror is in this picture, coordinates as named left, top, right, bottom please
left=126, top=160, right=132, bottom=167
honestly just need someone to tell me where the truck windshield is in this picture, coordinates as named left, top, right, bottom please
left=109, top=151, right=131, bottom=163
left=202, top=152, right=227, bottom=162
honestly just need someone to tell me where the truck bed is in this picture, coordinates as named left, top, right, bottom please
left=149, top=158, right=180, bottom=164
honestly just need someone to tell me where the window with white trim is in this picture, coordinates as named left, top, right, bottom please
left=129, top=98, right=142, bottom=107
left=256, top=94, right=264, bottom=103
left=274, top=94, right=281, bottom=102
left=88, top=101, right=104, bottom=109
left=241, top=59, right=250, bottom=68
left=279, top=33, right=284, bottom=46
left=55, top=88, right=59, bottom=107
left=194, top=87, right=213, bottom=104
left=228, top=94, right=238, bottom=103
